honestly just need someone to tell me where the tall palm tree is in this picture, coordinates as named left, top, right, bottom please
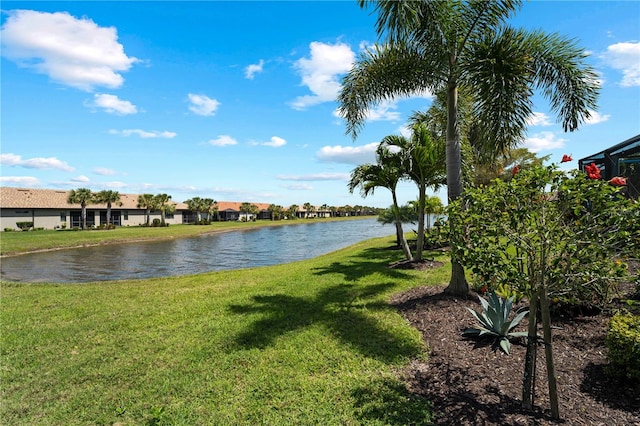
left=338, top=0, right=599, bottom=295
left=67, top=188, right=94, bottom=230
left=423, top=195, right=444, bottom=232
left=94, top=190, right=122, bottom=228
left=349, top=143, right=413, bottom=260
left=137, top=193, right=155, bottom=226
left=287, top=204, right=299, bottom=220
left=381, top=124, right=446, bottom=261
left=302, top=202, right=313, bottom=218
left=153, top=193, right=173, bottom=226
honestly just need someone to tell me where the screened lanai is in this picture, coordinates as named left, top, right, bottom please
left=578, top=134, right=640, bottom=198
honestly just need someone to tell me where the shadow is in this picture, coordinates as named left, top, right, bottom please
left=351, top=377, right=433, bottom=425
left=580, top=362, right=640, bottom=412
left=227, top=282, right=424, bottom=363
left=312, top=246, right=415, bottom=282
left=409, top=362, right=555, bottom=425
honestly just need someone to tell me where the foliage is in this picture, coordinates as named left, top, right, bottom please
left=449, top=165, right=637, bottom=308
left=423, top=218, right=449, bottom=250
left=16, top=221, right=33, bottom=231
left=606, top=311, right=640, bottom=381
left=463, top=292, right=528, bottom=354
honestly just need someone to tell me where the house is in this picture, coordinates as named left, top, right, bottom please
left=0, top=187, right=188, bottom=230
left=578, top=134, right=640, bottom=198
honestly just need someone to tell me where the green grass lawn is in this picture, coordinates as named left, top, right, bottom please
left=1, top=236, right=450, bottom=425
left=0, top=216, right=365, bottom=257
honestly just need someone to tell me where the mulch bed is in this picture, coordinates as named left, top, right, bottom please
left=389, top=261, right=640, bottom=425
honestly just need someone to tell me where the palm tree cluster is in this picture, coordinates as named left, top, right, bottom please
left=67, top=188, right=124, bottom=230
left=184, top=197, right=217, bottom=224
left=339, top=0, right=599, bottom=295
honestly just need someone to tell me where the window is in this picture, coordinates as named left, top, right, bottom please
left=165, top=212, right=174, bottom=219
left=123, top=211, right=128, bottom=220
left=60, top=212, right=67, bottom=221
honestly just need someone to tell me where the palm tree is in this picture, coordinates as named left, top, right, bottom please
left=381, top=124, right=446, bottom=261
left=137, top=193, right=155, bottom=226
left=153, top=193, right=173, bottom=226
left=338, top=0, right=599, bottom=295
left=349, top=143, right=413, bottom=260
left=302, top=202, right=313, bottom=218
left=67, top=188, right=94, bottom=230
left=423, top=195, right=444, bottom=232
left=94, top=190, right=122, bottom=228
left=287, top=204, right=299, bottom=220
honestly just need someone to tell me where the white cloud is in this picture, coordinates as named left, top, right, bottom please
left=0, top=176, right=40, bottom=186
left=208, top=135, right=238, bottom=147
left=316, top=142, right=378, bottom=165
left=109, top=129, right=176, bottom=138
left=245, top=59, right=264, bottom=79
left=523, top=131, right=568, bottom=152
left=277, top=173, right=350, bottom=182
left=526, top=112, right=552, bottom=126
left=188, top=93, right=220, bottom=116
left=0, top=10, right=137, bottom=91
left=104, top=181, right=127, bottom=189
left=72, top=175, right=91, bottom=183
left=281, top=183, right=314, bottom=190
left=585, top=109, right=611, bottom=125
left=601, top=41, right=640, bottom=87
left=290, top=41, right=356, bottom=110
left=93, top=167, right=116, bottom=176
left=0, top=153, right=74, bottom=171
left=261, top=136, right=287, bottom=147
left=91, top=94, right=137, bottom=115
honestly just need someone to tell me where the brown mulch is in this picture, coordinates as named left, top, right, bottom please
left=389, top=261, right=640, bottom=425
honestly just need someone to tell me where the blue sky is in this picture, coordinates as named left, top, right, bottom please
left=1, top=1, right=639, bottom=208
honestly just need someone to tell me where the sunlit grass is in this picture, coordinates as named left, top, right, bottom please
left=1, top=236, right=450, bottom=425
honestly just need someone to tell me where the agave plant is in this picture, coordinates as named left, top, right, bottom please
left=463, top=292, right=529, bottom=354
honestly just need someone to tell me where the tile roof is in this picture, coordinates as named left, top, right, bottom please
left=0, top=187, right=188, bottom=210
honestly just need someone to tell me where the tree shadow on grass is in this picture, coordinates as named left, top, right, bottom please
left=228, top=282, right=424, bottom=363
left=312, top=247, right=415, bottom=282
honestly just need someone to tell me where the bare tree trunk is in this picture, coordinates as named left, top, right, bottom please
left=540, top=287, right=560, bottom=419
left=392, top=192, right=413, bottom=261
left=522, top=289, right=540, bottom=409
left=415, top=182, right=426, bottom=261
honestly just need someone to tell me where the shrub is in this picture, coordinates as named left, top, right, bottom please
left=606, top=311, right=640, bottom=381
left=151, top=219, right=162, bottom=227
left=4, top=228, right=14, bottom=232
left=16, top=221, right=33, bottom=231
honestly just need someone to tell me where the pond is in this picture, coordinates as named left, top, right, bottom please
left=0, top=218, right=395, bottom=283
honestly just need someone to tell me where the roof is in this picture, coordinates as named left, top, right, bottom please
left=578, top=134, right=640, bottom=164
left=216, top=201, right=273, bottom=212
left=0, top=187, right=188, bottom=210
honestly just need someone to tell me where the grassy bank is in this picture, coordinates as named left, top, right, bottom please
left=0, top=216, right=368, bottom=257
left=1, top=236, right=450, bottom=425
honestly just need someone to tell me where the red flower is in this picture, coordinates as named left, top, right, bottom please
left=511, top=165, right=520, bottom=176
left=585, top=162, right=601, bottom=179
left=479, top=285, right=488, bottom=294
left=561, top=154, right=573, bottom=163
left=610, top=176, right=627, bottom=186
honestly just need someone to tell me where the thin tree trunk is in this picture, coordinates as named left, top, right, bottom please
left=522, top=288, right=540, bottom=409
left=81, top=204, right=86, bottom=230
left=540, top=287, right=560, bottom=419
left=444, top=80, right=469, bottom=295
left=416, top=182, right=426, bottom=261
left=392, top=191, right=413, bottom=261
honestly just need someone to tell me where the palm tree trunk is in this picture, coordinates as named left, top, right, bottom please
left=81, top=203, right=86, bottom=230
left=444, top=81, right=469, bottom=295
left=415, top=181, right=426, bottom=261
left=392, top=192, right=413, bottom=261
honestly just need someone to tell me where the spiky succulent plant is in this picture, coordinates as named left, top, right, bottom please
left=463, top=292, right=529, bottom=354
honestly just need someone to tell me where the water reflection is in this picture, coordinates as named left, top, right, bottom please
left=1, top=219, right=394, bottom=283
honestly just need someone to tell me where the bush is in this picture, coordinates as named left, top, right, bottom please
left=16, top=221, right=33, bottom=231
left=606, top=311, right=640, bottom=381
left=4, top=228, right=14, bottom=232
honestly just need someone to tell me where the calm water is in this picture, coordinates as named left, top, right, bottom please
left=1, top=218, right=395, bottom=283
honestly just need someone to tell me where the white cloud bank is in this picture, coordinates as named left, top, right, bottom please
left=0, top=176, right=40, bottom=186
left=208, top=135, right=237, bottom=147
left=109, top=129, right=177, bottom=138
left=290, top=41, right=355, bottom=110
left=188, top=93, right=220, bottom=116
left=601, top=41, right=640, bottom=87
left=0, top=153, right=74, bottom=171
left=277, top=173, right=350, bottom=182
left=257, top=136, right=286, bottom=147
left=316, top=142, right=379, bottom=165
left=0, top=9, right=137, bottom=91
left=90, top=94, right=137, bottom=115
left=523, top=131, right=568, bottom=152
